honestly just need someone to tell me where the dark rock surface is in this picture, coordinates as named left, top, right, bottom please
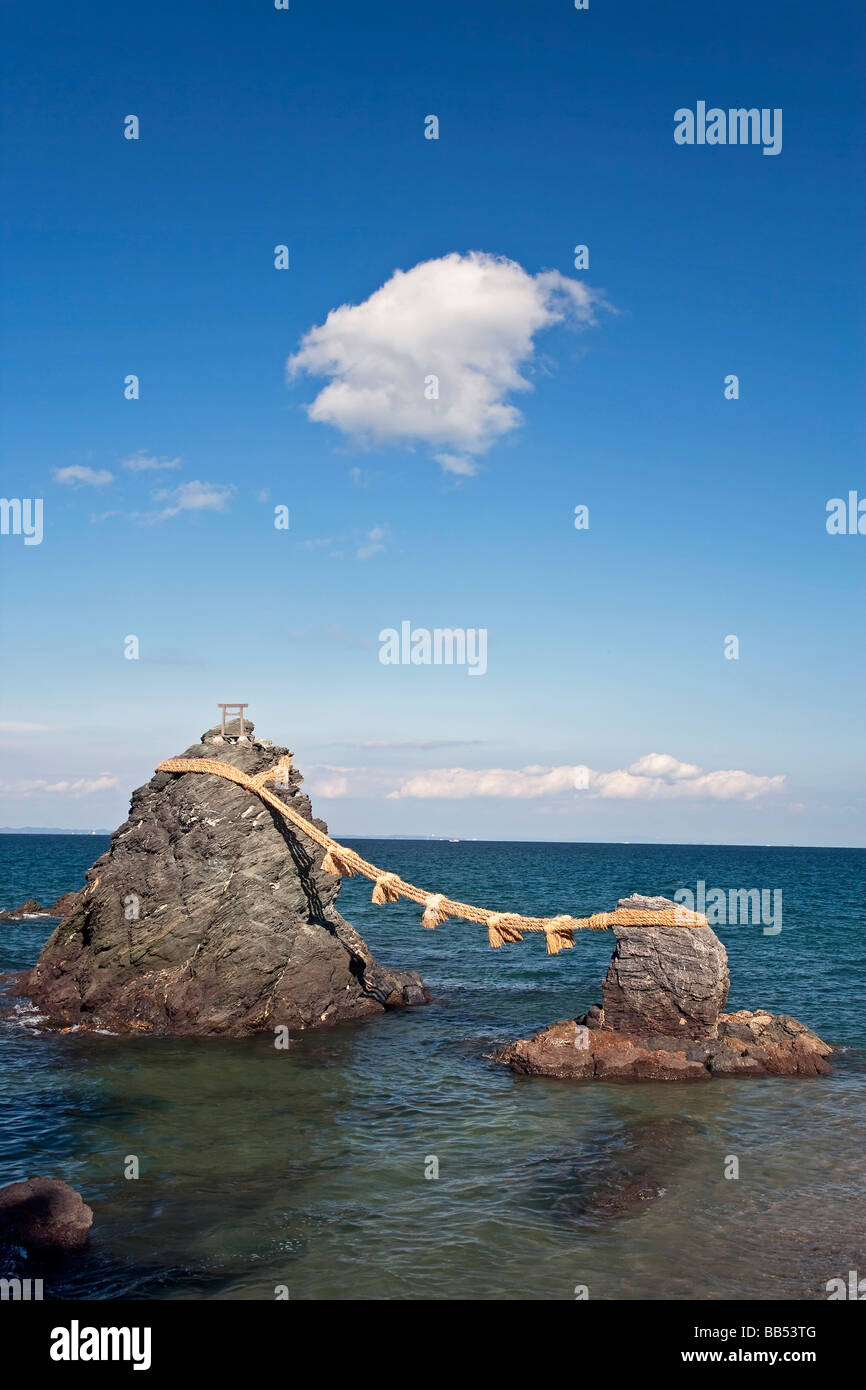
left=602, top=894, right=730, bottom=1039
left=0, top=1178, right=93, bottom=1251
left=496, top=895, right=831, bottom=1082
left=19, top=725, right=427, bottom=1036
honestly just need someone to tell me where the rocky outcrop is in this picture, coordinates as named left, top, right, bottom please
left=0, top=892, right=79, bottom=922
left=497, top=1011, right=833, bottom=1081
left=19, top=724, right=426, bottom=1036
left=496, top=895, right=831, bottom=1082
left=0, top=1178, right=93, bottom=1251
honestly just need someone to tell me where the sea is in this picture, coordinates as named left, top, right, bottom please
left=1, top=833, right=864, bottom=1301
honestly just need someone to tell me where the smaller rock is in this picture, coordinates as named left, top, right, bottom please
left=0, top=897, right=47, bottom=921
left=602, top=895, right=730, bottom=1040
left=0, top=892, right=79, bottom=922
left=0, top=1178, right=93, bottom=1251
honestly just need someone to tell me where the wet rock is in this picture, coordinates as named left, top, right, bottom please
left=0, top=897, right=49, bottom=921
left=498, top=1018, right=711, bottom=1082
left=496, top=1009, right=832, bottom=1082
left=714, top=1010, right=832, bottom=1077
left=0, top=892, right=80, bottom=922
left=0, top=1178, right=93, bottom=1251
left=22, top=726, right=427, bottom=1036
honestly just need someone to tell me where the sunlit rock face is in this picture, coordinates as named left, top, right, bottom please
left=23, top=725, right=427, bottom=1037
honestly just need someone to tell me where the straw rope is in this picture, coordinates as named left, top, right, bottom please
left=156, top=755, right=708, bottom=953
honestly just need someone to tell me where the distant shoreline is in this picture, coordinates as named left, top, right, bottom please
left=2, top=829, right=861, bottom=851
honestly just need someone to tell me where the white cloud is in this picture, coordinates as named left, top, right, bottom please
left=315, top=775, right=352, bottom=799
left=287, top=251, right=606, bottom=474
left=54, top=466, right=114, bottom=487
left=627, top=752, right=702, bottom=780
left=383, top=754, right=785, bottom=802
left=0, top=774, right=119, bottom=798
left=356, top=523, right=389, bottom=560
left=121, top=450, right=182, bottom=472
left=0, top=722, right=57, bottom=732
left=138, top=480, right=235, bottom=522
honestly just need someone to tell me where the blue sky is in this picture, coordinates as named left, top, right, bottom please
left=1, top=0, right=863, bottom=844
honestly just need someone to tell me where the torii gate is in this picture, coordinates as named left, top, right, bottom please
left=214, top=703, right=250, bottom=745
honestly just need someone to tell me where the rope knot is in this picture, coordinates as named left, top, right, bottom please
left=487, top=913, right=524, bottom=948
left=544, top=915, right=575, bottom=955
left=421, top=894, right=448, bottom=929
left=371, top=873, right=401, bottom=905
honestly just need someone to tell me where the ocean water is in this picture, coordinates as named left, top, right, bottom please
left=1, top=833, right=864, bottom=1301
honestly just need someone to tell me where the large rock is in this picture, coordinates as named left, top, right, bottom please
left=496, top=894, right=831, bottom=1082
left=0, top=1178, right=93, bottom=1251
left=21, top=725, right=426, bottom=1036
left=602, top=894, right=730, bottom=1039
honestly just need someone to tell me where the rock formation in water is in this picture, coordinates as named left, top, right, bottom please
left=18, top=723, right=426, bottom=1037
left=496, top=895, right=832, bottom=1081
left=0, top=893, right=78, bottom=922
left=0, top=1178, right=93, bottom=1251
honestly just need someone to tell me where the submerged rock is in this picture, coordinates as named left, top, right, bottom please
left=0, top=1178, right=93, bottom=1251
left=496, top=895, right=832, bottom=1082
left=20, top=725, right=427, bottom=1036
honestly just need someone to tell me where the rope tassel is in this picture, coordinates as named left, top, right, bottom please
left=371, top=873, right=401, bottom=904
left=321, top=847, right=356, bottom=878
left=421, top=894, right=448, bottom=928
left=545, top=916, right=575, bottom=955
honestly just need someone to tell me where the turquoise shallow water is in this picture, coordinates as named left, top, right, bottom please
left=1, top=834, right=864, bottom=1300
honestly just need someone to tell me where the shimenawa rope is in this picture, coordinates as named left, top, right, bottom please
left=156, top=755, right=708, bottom=953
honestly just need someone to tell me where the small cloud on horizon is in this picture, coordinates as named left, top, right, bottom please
left=305, top=752, right=785, bottom=804
left=0, top=722, right=59, bottom=733
left=0, top=774, right=119, bottom=798
left=386, top=753, right=786, bottom=802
